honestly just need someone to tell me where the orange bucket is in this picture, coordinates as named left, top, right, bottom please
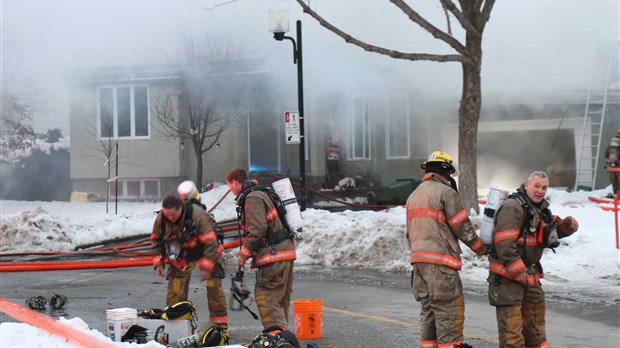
left=292, top=299, right=322, bottom=339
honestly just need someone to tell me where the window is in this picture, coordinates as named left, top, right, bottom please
left=144, top=180, right=159, bottom=197
left=411, top=112, right=431, bottom=157
left=126, top=180, right=141, bottom=197
left=386, top=96, right=411, bottom=159
left=108, top=179, right=160, bottom=198
left=108, top=181, right=124, bottom=197
left=98, top=85, right=149, bottom=138
left=349, top=95, right=371, bottom=160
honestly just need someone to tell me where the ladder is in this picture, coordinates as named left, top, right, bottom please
left=574, top=53, right=611, bottom=191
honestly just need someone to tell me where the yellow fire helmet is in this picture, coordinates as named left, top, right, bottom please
left=162, top=301, right=195, bottom=320
left=421, top=151, right=459, bottom=176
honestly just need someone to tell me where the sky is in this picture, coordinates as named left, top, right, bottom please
left=2, top=0, right=618, bottom=134
left=1, top=181, right=619, bottom=347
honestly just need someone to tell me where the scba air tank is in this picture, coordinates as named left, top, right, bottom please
left=272, top=178, right=304, bottom=233
left=177, top=180, right=199, bottom=201
left=480, top=187, right=509, bottom=245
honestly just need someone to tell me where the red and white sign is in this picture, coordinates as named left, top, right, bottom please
left=285, top=111, right=300, bottom=144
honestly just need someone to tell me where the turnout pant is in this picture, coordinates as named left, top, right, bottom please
left=488, top=275, right=547, bottom=348
left=411, top=263, right=465, bottom=348
left=255, top=260, right=294, bottom=329
left=166, top=262, right=228, bottom=328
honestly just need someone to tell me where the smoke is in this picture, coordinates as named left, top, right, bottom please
left=2, top=0, right=616, bottom=197
left=4, top=0, right=616, bottom=132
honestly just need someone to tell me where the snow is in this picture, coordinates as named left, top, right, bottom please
left=1, top=184, right=619, bottom=347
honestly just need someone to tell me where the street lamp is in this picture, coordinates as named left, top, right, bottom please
left=269, top=9, right=306, bottom=211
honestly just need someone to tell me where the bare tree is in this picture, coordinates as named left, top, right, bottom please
left=1, top=93, right=38, bottom=163
left=84, top=115, right=120, bottom=213
left=152, top=32, right=250, bottom=186
left=294, top=0, right=495, bottom=212
left=1, top=38, right=50, bottom=163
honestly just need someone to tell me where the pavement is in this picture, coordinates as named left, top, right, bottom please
left=1, top=262, right=618, bottom=347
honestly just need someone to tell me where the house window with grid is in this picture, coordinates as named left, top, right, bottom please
left=349, top=95, right=371, bottom=160
left=386, top=96, right=411, bottom=159
left=98, top=85, right=149, bottom=138
left=109, top=179, right=160, bottom=198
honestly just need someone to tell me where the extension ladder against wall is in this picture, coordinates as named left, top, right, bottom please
left=574, top=52, right=612, bottom=191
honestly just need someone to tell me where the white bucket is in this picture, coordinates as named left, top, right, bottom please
left=272, top=178, right=304, bottom=232
left=479, top=187, right=509, bottom=245
left=134, top=318, right=194, bottom=343
left=106, top=307, right=137, bottom=342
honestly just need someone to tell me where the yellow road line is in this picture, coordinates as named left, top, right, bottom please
left=324, top=306, right=498, bottom=344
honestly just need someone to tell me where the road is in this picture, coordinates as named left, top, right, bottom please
left=1, top=263, right=618, bottom=347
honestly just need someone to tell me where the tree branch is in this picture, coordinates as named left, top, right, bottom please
left=479, top=0, right=496, bottom=30
left=443, top=7, right=453, bottom=35
left=295, top=0, right=469, bottom=64
left=387, top=0, right=467, bottom=55
left=202, top=0, right=238, bottom=11
left=439, top=0, right=481, bottom=37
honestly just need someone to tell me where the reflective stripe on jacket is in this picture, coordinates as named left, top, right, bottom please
left=241, top=190, right=296, bottom=268
left=405, top=173, right=484, bottom=270
left=150, top=203, right=219, bottom=272
left=490, top=185, right=546, bottom=284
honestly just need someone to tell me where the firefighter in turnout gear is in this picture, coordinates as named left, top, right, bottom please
left=406, top=151, right=486, bottom=348
left=605, top=129, right=620, bottom=198
left=488, top=171, right=578, bottom=348
left=150, top=194, right=229, bottom=336
left=226, top=167, right=296, bottom=330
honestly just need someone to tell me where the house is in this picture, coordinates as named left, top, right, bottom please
left=69, top=62, right=619, bottom=201
left=69, top=64, right=267, bottom=200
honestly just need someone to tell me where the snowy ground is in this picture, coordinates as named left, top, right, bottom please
left=1, top=184, right=619, bottom=347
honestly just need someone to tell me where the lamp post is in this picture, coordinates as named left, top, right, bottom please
left=269, top=10, right=306, bottom=211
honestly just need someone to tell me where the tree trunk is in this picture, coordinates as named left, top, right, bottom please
left=458, top=34, right=482, bottom=214
left=106, top=161, right=110, bottom=214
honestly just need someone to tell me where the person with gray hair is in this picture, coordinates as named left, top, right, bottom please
left=486, top=171, right=579, bottom=348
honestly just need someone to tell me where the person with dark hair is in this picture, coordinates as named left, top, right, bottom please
left=487, top=171, right=578, bottom=348
left=150, top=194, right=228, bottom=343
left=405, top=151, right=486, bottom=348
left=226, top=167, right=296, bottom=330
left=605, top=129, right=620, bottom=198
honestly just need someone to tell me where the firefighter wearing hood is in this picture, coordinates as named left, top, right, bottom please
left=405, top=151, right=486, bottom=348
left=488, top=171, right=579, bottom=348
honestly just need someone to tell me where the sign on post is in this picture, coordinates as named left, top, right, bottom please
left=285, top=111, right=301, bottom=144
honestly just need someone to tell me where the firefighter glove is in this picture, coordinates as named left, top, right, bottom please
left=237, top=255, right=247, bottom=268
left=558, top=216, right=579, bottom=236
left=199, top=269, right=212, bottom=281
left=513, top=271, right=527, bottom=284
left=155, top=265, right=165, bottom=277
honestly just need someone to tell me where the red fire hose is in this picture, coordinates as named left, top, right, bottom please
left=0, top=297, right=118, bottom=348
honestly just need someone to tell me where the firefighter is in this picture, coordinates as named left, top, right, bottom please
left=150, top=193, right=229, bottom=342
left=226, top=167, right=297, bottom=330
left=488, top=171, right=579, bottom=348
left=406, top=151, right=486, bottom=348
left=605, top=129, right=620, bottom=198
